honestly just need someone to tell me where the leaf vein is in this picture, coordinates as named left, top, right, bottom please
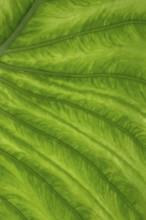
left=0, top=62, right=146, bottom=86
left=0, top=107, right=142, bottom=218
left=4, top=20, right=146, bottom=54
left=0, top=149, right=83, bottom=220
left=0, top=196, right=26, bottom=220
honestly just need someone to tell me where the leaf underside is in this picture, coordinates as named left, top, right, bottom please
left=0, top=0, right=146, bottom=219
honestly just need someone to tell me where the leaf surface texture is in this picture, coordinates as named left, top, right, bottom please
left=0, top=0, right=146, bottom=219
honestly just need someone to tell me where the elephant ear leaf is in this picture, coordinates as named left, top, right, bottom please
left=0, top=0, right=146, bottom=220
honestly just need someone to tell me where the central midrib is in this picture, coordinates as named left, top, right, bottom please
left=0, top=0, right=42, bottom=56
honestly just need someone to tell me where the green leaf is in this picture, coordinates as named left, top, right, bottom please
left=0, top=0, right=146, bottom=219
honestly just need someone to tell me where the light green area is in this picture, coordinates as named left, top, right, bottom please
left=0, top=0, right=146, bottom=219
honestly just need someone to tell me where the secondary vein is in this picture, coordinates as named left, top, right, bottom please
left=4, top=20, right=146, bottom=54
